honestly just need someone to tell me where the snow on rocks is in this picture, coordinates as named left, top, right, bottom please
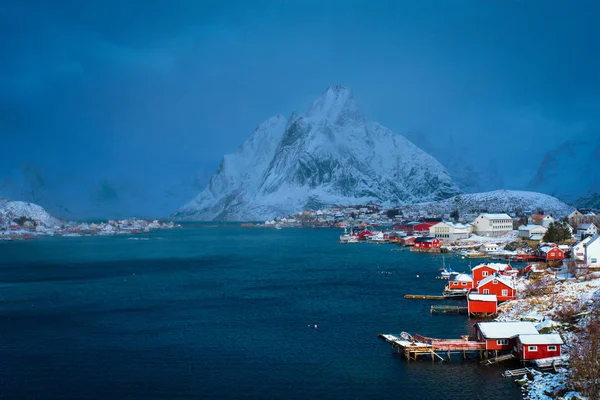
left=497, top=273, right=600, bottom=399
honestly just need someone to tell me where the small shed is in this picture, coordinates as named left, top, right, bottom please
left=467, top=293, right=497, bottom=316
left=516, top=334, right=563, bottom=361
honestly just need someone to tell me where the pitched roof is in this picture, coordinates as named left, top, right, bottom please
left=454, top=273, right=474, bottom=282
left=478, top=274, right=516, bottom=289
left=529, top=233, right=544, bottom=241
left=518, top=334, right=563, bottom=345
left=468, top=293, right=497, bottom=302
left=414, top=236, right=437, bottom=243
left=473, top=263, right=511, bottom=272
left=584, top=234, right=600, bottom=248
left=476, top=321, right=538, bottom=339
left=480, top=213, right=512, bottom=220
left=529, top=214, right=548, bottom=220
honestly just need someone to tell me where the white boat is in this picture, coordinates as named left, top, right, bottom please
left=339, top=228, right=359, bottom=244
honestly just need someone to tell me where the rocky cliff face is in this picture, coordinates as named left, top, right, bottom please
left=174, top=86, right=461, bottom=221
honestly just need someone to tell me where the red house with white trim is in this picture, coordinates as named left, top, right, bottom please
left=540, top=246, right=566, bottom=261
left=474, top=321, right=538, bottom=352
left=447, top=273, right=475, bottom=291
left=476, top=274, right=516, bottom=301
left=467, top=293, right=497, bottom=316
left=358, top=230, right=372, bottom=241
left=472, top=263, right=513, bottom=286
left=516, top=334, right=563, bottom=360
left=413, top=237, right=440, bottom=249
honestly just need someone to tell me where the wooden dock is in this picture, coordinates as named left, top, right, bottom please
left=480, top=353, right=515, bottom=365
left=404, top=294, right=446, bottom=300
left=430, top=305, right=468, bottom=315
left=379, top=332, right=486, bottom=361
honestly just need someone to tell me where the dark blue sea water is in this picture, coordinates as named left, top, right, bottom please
left=0, top=226, right=522, bottom=399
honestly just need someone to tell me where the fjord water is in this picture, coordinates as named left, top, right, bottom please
left=0, top=226, right=521, bottom=400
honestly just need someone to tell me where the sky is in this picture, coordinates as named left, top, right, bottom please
left=1, top=0, right=599, bottom=218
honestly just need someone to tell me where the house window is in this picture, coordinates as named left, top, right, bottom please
left=483, top=289, right=489, bottom=294
left=528, top=346, right=537, bottom=351
left=482, top=271, right=488, bottom=277
left=502, top=289, right=508, bottom=296
left=497, top=339, right=508, bottom=345
left=493, top=279, right=498, bottom=284
left=592, top=258, right=598, bottom=264
left=548, top=346, right=557, bottom=351
left=461, top=282, right=467, bottom=286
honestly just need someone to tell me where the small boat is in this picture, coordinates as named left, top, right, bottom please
left=339, top=228, right=359, bottom=244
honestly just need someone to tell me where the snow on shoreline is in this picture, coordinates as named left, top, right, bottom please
left=497, top=273, right=600, bottom=399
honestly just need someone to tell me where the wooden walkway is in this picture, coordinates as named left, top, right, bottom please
left=430, top=305, right=468, bottom=315
left=379, top=333, right=486, bottom=361
left=404, top=294, right=446, bottom=300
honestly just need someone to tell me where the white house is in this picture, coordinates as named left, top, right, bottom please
left=583, top=234, right=600, bottom=266
left=480, top=243, right=499, bottom=253
left=528, top=214, right=555, bottom=228
left=518, top=224, right=548, bottom=239
left=473, top=213, right=514, bottom=236
left=429, top=221, right=473, bottom=240
left=571, top=236, right=593, bottom=261
left=576, top=223, right=598, bottom=238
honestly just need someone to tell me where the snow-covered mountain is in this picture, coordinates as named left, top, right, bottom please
left=400, top=190, right=575, bottom=217
left=0, top=198, right=62, bottom=228
left=175, top=86, right=461, bottom=221
left=527, top=137, right=600, bottom=202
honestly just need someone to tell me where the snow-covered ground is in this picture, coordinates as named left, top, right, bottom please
left=497, top=272, right=600, bottom=399
left=401, top=190, right=574, bottom=218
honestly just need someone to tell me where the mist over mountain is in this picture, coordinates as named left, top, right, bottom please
left=174, top=87, right=461, bottom=221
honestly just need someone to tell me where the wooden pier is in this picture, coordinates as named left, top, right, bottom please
left=480, top=353, right=515, bottom=365
left=379, top=332, right=487, bottom=361
left=430, top=305, right=468, bottom=315
left=404, top=294, right=446, bottom=300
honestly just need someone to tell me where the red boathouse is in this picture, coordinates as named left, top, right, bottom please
left=474, top=321, right=538, bottom=352
left=413, top=237, right=440, bottom=249
left=516, top=334, right=563, bottom=360
left=467, top=293, right=497, bottom=316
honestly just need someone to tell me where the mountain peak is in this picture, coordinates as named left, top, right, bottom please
left=306, top=85, right=362, bottom=125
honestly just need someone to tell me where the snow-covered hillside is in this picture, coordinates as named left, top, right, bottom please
left=174, top=86, right=460, bottom=221
left=0, top=198, right=62, bottom=227
left=400, top=190, right=575, bottom=217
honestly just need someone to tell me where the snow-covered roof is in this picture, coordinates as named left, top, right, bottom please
left=518, top=334, right=563, bottom=345
left=584, top=234, right=600, bottom=248
left=476, top=321, right=538, bottom=339
left=454, top=273, right=474, bottom=282
left=468, top=294, right=497, bottom=302
left=480, top=213, right=512, bottom=220
left=577, top=223, right=595, bottom=230
left=478, top=274, right=515, bottom=289
left=473, top=263, right=511, bottom=272
left=529, top=233, right=544, bottom=241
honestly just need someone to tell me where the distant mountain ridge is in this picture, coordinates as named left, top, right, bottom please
left=399, top=190, right=575, bottom=217
left=174, top=86, right=461, bottom=221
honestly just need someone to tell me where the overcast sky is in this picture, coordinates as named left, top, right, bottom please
left=1, top=1, right=599, bottom=217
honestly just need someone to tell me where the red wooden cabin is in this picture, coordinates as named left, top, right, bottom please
left=447, top=273, right=475, bottom=291
left=474, top=321, right=538, bottom=352
left=358, top=230, right=372, bottom=241
left=476, top=274, right=516, bottom=301
left=467, top=293, right=497, bottom=316
left=413, top=237, right=440, bottom=249
left=516, top=334, right=563, bottom=361
left=545, top=247, right=565, bottom=260
left=472, top=263, right=513, bottom=286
